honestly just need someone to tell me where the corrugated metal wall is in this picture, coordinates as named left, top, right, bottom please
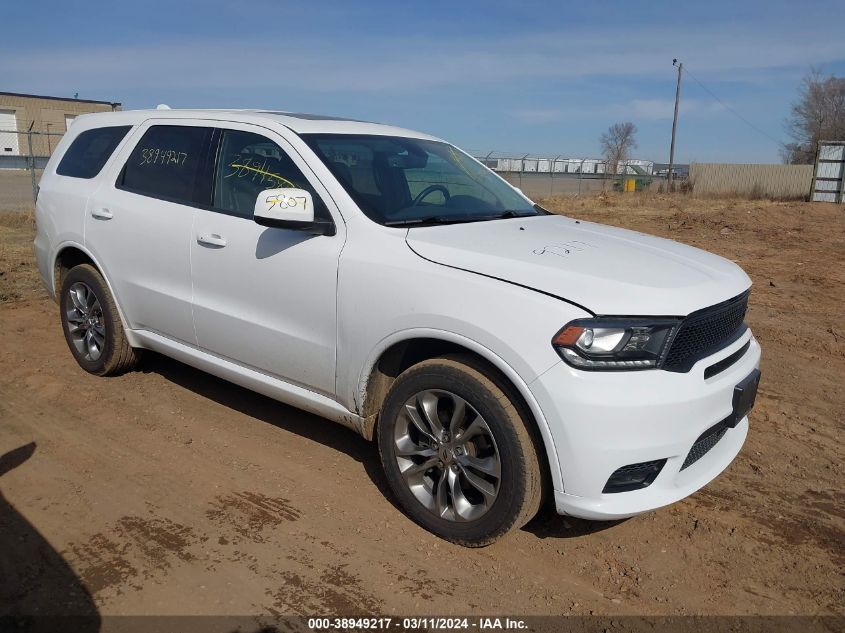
left=689, top=163, right=813, bottom=198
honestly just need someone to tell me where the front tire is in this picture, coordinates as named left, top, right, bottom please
left=377, top=355, right=543, bottom=546
left=59, top=264, right=140, bottom=376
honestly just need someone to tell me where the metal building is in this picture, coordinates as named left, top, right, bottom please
left=0, top=91, right=121, bottom=168
left=481, top=154, right=653, bottom=176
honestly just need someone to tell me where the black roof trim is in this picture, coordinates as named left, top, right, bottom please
left=257, top=111, right=368, bottom=122
left=0, top=91, right=121, bottom=107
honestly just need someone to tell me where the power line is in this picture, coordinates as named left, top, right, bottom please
left=682, top=65, right=783, bottom=146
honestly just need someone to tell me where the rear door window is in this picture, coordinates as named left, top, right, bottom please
left=119, top=125, right=212, bottom=204
left=56, top=125, right=132, bottom=179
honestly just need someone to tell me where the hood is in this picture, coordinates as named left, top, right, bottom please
left=405, top=215, right=751, bottom=316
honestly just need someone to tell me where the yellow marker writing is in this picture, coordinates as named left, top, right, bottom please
left=228, top=163, right=297, bottom=189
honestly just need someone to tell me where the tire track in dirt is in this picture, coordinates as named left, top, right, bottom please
left=66, top=514, right=207, bottom=596
left=206, top=491, right=301, bottom=543
left=62, top=493, right=388, bottom=614
left=266, top=564, right=384, bottom=616
left=202, top=493, right=386, bottom=613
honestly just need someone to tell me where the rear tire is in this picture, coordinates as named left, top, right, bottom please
left=377, top=354, right=543, bottom=546
left=59, top=264, right=140, bottom=376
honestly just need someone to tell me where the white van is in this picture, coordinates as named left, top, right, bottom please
left=34, top=109, right=761, bottom=545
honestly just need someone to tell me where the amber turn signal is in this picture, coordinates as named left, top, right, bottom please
left=552, top=325, right=585, bottom=347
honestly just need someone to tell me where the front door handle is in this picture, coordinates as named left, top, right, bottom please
left=197, top=233, right=227, bottom=248
left=91, top=208, right=113, bottom=220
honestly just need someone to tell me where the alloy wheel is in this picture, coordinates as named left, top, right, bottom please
left=394, top=389, right=502, bottom=522
left=66, top=282, right=106, bottom=362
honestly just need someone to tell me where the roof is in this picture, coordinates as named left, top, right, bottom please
left=0, top=91, right=121, bottom=107
left=66, top=108, right=440, bottom=140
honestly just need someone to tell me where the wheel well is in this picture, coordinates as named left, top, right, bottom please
left=54, top=247, right=96, bottom=296
left=362, top=338, right=538, bottom=441
left=362, top=337, right=552, bottom=501
left=362, top=339, right=461, bottom=419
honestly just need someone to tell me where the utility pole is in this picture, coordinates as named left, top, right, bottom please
left=668, top=59, right=682, bottom=192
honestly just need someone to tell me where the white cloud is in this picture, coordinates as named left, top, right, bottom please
left=2, top=21, right=842, bottom=100
left=624, top=98, right=726, bottom=120
left=514, top=98, right=726, bottom=123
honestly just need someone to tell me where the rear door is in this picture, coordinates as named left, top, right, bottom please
left=190, top=123, right=344, bottom=396
left=86, top=120, right=214, bottom=344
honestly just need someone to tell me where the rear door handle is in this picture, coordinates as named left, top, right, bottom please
left=197, top=233, right=227, bottom=248
left=91, top=208, right=113, bottom=220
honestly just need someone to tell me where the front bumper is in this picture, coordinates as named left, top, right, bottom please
left=529, top=330, right=761, bottom=520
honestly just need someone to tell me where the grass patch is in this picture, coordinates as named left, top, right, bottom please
left=0, top=208, right=43, bottom=303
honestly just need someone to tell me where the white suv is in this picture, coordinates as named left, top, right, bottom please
left=34, top=109, right=761, bottom=545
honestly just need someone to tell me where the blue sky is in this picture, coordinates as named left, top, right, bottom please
left=3, top=1, right=844, bottom=163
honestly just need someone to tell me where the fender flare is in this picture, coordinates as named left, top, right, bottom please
left=357, top=328, right=564, bottom=492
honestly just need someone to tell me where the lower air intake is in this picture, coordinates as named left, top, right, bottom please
left=681, top=426, right=728, bottom=470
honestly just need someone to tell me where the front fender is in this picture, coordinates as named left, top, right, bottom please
left=356, top=328, right=564, bottom=493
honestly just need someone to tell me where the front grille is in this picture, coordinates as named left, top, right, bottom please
left=663, top=291, right=749, bottom=372
left=681, top=425, right=728, bottom=470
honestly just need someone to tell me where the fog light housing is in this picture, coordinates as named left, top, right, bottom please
left=602, top=459, right=667, bottom=493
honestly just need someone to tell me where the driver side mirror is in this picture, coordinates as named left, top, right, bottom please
left=253, top=188, right=335, bottom=236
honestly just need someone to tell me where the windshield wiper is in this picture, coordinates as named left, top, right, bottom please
left=383, top=215, right=492, bottom=227
left=490, top=210, right=538, bottom=219
left=383, top=210, right=538, bottom=227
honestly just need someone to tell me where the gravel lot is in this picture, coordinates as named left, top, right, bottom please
left=0, top=170, right=39, bottom=214
left=0, top=193, right=842, bottom=622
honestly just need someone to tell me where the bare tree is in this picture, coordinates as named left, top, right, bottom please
left=600, top=122, right=638, bottom=175
left=782, top=68, right=845, bottom=164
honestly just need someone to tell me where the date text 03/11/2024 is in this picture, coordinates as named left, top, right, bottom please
left=306, top=617, right=528, bottom=630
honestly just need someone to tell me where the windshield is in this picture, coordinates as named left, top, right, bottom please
left=302, top=134, right=538, bottom=226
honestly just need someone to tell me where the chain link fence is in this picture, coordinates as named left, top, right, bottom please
left=1, top=128, right=66, bottom=211
left=470, top=153, right=677, bottom=198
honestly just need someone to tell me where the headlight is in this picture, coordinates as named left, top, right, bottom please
left=552, top=318, right=680, bottom=370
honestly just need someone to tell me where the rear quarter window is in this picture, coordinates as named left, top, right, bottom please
left=117, top=125, right=212, bottom=204
left=55, top=125, right=132, bottom=179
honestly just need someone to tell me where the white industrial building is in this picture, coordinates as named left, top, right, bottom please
left=481, top=155, right=654, bottom=175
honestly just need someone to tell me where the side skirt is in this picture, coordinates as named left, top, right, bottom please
left=132, top=329, right=366, bottom=435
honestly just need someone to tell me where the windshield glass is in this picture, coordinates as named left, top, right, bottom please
left=302, top=134, right=538, bottom=226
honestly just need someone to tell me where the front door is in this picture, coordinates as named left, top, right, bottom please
left=190, top=125, right=344, bottom=396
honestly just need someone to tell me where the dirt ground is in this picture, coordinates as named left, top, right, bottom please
left=0, top=194, right=843, bottom=621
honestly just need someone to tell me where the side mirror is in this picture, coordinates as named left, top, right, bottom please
left=253, top=188, right=334, bottom=236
